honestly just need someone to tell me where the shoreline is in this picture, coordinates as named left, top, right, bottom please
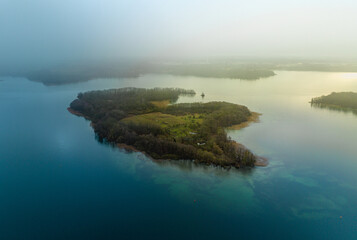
left=117, top=143, right=141, bottom=153
left=228, top=112, right=268, bottom=166
left=227, top=112, right=261, bottom=131
left=67, top=107, right=85, bottom=117
left=232, top=141, right=268, bottom=167
left=68, top=107, right=267, bottom=168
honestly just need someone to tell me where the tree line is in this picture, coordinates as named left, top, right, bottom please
left=70, top=87, right=256, bottom=168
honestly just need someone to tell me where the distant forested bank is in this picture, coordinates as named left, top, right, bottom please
left=146, top=63, right=275, bottom=80
left=24, top=62, right=275, bottom=85
left=3, top=59, right=357, bottom=86
left=69, top=87, right=258, bottom=168
left=311, top=92, right=357, bottom=114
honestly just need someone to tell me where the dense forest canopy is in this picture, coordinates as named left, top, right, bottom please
left=311, top=92, right=357, bottom=113
left=69, top=87, right=257, bottom=168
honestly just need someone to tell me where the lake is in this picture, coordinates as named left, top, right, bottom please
left=1, top=71, right=357, bottom=239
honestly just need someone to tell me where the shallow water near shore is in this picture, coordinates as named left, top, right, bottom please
left=1, top=71, right=357, bottom=239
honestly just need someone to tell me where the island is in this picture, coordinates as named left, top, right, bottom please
left=311, top=92, right=357, bottom=114
left=69, top=87, right=264, bottom=168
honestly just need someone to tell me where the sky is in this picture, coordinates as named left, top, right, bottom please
left=1, top=0, right=357, bottom=70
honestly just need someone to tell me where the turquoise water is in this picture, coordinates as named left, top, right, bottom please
left=1, top=71, right=357, bottom=239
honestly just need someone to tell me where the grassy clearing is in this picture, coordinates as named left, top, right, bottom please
left=150, top=100, right=170, bottom=108
left=121, top=112, right=203, bottom=138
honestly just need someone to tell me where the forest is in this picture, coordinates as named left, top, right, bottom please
left=311, top=92, right=357, bottom=113
left=5, top=59, right=357, bottom=86
left=25, top=61, right=276, bottom=85
left=69, top=87, right=257, bottom=168
left=146, top=62, right=275, bottom=80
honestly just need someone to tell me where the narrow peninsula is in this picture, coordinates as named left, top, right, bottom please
left=69, top=88, right=262, bottom=168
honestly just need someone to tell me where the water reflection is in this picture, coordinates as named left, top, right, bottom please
left=74, top=70, right=357, bottom=220
left=311, top=102, right=357, bottom=116
left=2, top=73, right=357, bottom=239
left=96, top=135, right=255, bottom=176
left=154, top=158, right=255, bottom=175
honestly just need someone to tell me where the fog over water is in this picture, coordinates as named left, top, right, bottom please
left=1, top=0, right=357, bottom=71
left=2, top=1, right=357, bottom=239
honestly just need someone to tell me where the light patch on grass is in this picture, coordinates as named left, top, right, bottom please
left=121, top=112, right=204, bottom=138
left=121, top=112, right=186, bottom=126
left=150, top=100, right=170, bottom=108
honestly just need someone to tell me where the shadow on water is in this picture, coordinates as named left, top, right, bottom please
left=95, top=133, right=255, bottom=176
left=154, top=158, right=255, bottom=176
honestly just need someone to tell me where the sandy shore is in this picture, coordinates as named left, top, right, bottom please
left=254, top=156, right=269, bottom=166
left=229, top=113, right=268, bottom=166
left=227, top=112, right=261, bottom=130
left=67, top=107, right=85, bottom=117
left=117, top=143, right=141, bottom=152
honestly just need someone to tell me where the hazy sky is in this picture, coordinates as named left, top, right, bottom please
left=1, top=0, right=357, bottom=69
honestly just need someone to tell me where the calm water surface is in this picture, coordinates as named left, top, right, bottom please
left=1, top=71, right=357, bottom=239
